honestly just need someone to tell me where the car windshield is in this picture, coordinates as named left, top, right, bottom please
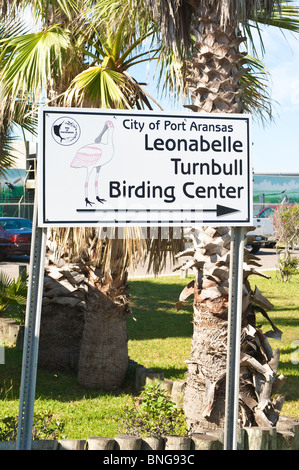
left=0, top=218, right=32, bottom=230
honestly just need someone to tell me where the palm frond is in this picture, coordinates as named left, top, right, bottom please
left=13, top=0, right=79, bottom=23
left=0, top=15, right=27, bottom=39
left=0, top=271, right=27, bottom=311
left=64, top=67, right=130, bottom=108
left=0, top=0, right=23, bottom=17
left=47, top=226, right=148, bottom=276
left=253, top=0, right=299, bottom=31
left=47, top=225, right=185, bottom=277
left=0, top=96, right=23, bottom=178
left=245, top=1, right=299, bottom=56
left=240, top=55, right=275, bottom=122
left=0, top=25, right=71, bottom=101
left=11, top=100, right=38, bottom=137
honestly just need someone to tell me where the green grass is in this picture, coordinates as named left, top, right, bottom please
left=0, top=345, right=130, bottom=439
left=127, top=276, right=193, bottom=380
left=0, top=271, right=298, bottom=439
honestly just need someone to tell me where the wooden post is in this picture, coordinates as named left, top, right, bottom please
left=141, top=437, right=165, bottom=450
left=87, top=437, right=115, bottom=450
left=171, top=381, right=185, bottom=408
left=277, top=416, right=299, bottom=450
left=135, top=367, right=164, bottom=392
left=164, top=435, right=191, bottom=450
left=114, top=435, right=142, bottom=450
left=208, top=428, right=246, bottom=449
left=191, top=434, right=222, bottom=450
left=31, top=440, right=58, bottom=450
left=276, top=430, right=295, bottom=450
left=145, top=371, right=165, bottom=384
left=158, top=380, right=173, bottom=397
left=245, top=427, right=271, bottom=450
left=58, top=439, right=86, bottom=450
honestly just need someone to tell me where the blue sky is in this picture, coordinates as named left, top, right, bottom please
left=250, top=23, right=299, bottom=173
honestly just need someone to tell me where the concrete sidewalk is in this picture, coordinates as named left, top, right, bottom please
left=0, top=257, right=29, bottom=279
left=0, top=248, right=294, bottom=280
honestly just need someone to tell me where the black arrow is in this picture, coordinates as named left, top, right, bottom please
left=77, top=204, right=239, bottom=215
left=76, top=204, right=240, bottom=220
left=197, top=204, right=240, bottom=217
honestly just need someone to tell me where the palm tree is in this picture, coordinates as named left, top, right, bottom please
left=0, top=0, right=184, bottom=390
left=158, top=0, right=299, bottom=431
left=101, top=0, right=299, bottom=430
left=2, top=1, right=296, bottom=426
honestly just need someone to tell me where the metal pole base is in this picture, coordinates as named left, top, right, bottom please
left=224, top=226, right=245, bottom=450
left=16, top=203, right=47, bottom=450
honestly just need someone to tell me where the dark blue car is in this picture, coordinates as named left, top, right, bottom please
left=0, top=217, right=32, bottom=258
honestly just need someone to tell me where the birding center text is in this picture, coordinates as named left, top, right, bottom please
left=39, top=108, right=252, bottom=227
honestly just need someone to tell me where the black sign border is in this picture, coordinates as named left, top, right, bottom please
left=40, top=109, right=252, bottom=227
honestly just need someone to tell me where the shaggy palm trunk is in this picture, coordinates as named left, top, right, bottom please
left=180, top=6, right=285, bottom=431
left=179, top=227, right=284, bottom=431
left=77, top=285, right=130, bottom=390
left=39, top=233, right=132, bottom=391
left=185, top=6, right=245, bottom=115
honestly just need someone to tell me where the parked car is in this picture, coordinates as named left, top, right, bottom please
left=246, top=207, right=277, bottom=254
left=0, top=217, right=32, bottom=258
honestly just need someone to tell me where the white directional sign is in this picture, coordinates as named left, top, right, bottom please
left=38, top=107, right=252, bottom=227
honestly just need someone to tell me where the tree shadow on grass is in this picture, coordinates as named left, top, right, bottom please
left=1, top=346, right=187, bottom=403
left=127, top=278, right=194, bottom=341
left=256, top=314, right=299, bottom=330
left=1, top=277, right=194, bottom=403
left=1, top=346, right=127, bottom=402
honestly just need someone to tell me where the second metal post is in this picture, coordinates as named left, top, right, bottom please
left=224, top=226, right=245, bottom=450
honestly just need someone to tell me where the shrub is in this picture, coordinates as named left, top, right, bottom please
left=276, top=251, right=299, bottom=282
left=0, top=272, right=27, bottom=323
left=119, top=381, right=188, bottom=437
left=0, top=410, right=66, bottom=441
left=274, top=204, right=299, bottom=282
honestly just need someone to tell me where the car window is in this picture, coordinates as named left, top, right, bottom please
left=0, top=219, right=32, bottom=230
left=18, top=220, right=32, bottom=229
left=0, top=220, right=15, bottom=229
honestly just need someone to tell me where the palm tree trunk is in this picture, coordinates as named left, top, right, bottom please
left=181, top=227, right=284, bottom=432
left=77, top=286, right=131, bottom=390
left=185, top=4, right=246, bottom=114
left=181, top=4, right=284, bottom=431
left=39, top=231, right=134, bottom=391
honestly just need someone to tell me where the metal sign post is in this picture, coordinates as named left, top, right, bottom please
left=224, top=226, right=245, bottom=450
left=16, top=200, right=47, bottom=450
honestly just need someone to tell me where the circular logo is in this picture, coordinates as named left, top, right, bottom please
left=51, top=117, right=80, bottom=145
